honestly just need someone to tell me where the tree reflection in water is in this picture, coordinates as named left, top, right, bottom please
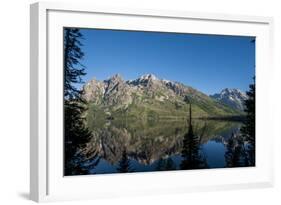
left=74, top=101, right=252, bottom=175
left=117, top=148, right=134, bottom=173
left=224, top=133, right=249, bottom=168
left=180, top=101, right=208, bottom=170
left=156, top=158, right=176, bottom=171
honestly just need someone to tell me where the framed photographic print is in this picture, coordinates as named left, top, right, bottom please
left=30, top=2, right=274, bottom=202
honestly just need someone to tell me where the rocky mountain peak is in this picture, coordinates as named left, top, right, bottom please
left=139, top=73, right=158, bottom=81
left=127, top=73, right=160, bottom=88
left=82, top=74, right=241, bottom=117
left=105, top=73, right=123, bottom=84
left=210, top=88, right=247, bottom=111
left=81, top=73, right=242, bottom=121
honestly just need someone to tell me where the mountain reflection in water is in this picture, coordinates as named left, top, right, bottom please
left=79, top=119, right=247, bottom=174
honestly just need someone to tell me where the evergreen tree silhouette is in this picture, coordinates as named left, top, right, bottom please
left=225, top=133, right=245, bottom=167
left=64, top=28, right=98, bottom=175
left=180, top=100, right=207, bottom=169
left=165, top=158, right=176, bottom=170
left=156, top=158, right=176, bottom=171
left=240, top=78, right=255, bottom=166
left=117, top=148, right=133, bottom=173
left=155, top=158, right=166, bottom=171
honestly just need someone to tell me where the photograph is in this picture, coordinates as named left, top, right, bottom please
left=63, top=28, right=256, bottom=176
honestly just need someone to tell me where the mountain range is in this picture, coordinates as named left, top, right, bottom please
left=210, top=88, right=247, bottom=111
left=82, top=74, right=244, bottom=122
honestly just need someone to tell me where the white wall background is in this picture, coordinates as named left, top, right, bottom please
left=0, top=0, right=280, bottom=204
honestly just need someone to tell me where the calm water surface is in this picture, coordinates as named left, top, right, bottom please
left=82, top=119, right=244, bottom=174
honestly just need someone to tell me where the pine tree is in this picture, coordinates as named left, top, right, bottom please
left=64, top=28, right=86, bottom=100
left=155, top=158, right=166, bottom=171
left=165, top=158, right=176, bottom=170
left=63, top=28, right=95, bottom=175
left=156, top=158, right=176, bottom=171
left=240, top=78, right=255, bottom=166
left=180, top=101, right=207, bottom=169
left=117, top=148, right=133, bottom=173
left=225, top=133, right=244, bottom=167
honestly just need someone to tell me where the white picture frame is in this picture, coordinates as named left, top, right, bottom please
left=30, top=1, right=274, bottom=202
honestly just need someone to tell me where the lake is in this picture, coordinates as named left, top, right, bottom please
left=78, top=118, right=251, bottom=175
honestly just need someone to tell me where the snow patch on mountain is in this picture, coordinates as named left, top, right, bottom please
left=139, top=73, right=158, bottom=81
left=210, top=88, right=247, bottom=111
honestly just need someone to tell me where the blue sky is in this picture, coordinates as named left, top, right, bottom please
left=78, top=28, right=255, bottom=95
